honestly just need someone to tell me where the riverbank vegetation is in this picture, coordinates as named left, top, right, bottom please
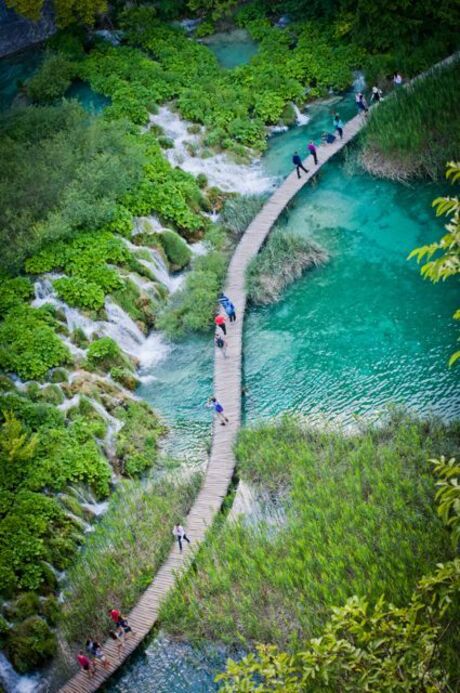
left=160, top=414, right=459, bottom=653
left=360, top=60, right=460, bottom=181
left=246, top=227, right=328, bottom=304
left=60, top=472, right=201, bottom=661
left=409, top=162, right=460, bottom=365
left=218, top=454, right=460, bottom=691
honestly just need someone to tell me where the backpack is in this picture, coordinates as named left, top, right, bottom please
left=216, top=337, right=224, bottom=348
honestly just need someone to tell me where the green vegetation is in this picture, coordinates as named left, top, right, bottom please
left=220, top=195, right=265, bottom=239
left=86, top=337, right=133, bottom=373
left=360, top=61, right=460, bottom=181
left=159, top=230, right=192, bottom=270
left=218, top=456, right=460, bottom=692
left=0, top=305, right=70, bottom=380
left=27, top=52, right=77, bottom=103
left=5, top=0, right=107, bottom=26
left=157, top=245, right=228, bottom=338
left=113, top=400, right=167, bottom=476
left=61, top=472, right=201, bottom=647
left=0, top=102, right=144, bottom=273
left=246, top=228, right=328, bottom=304
left=409, top=162, right=460, bottom=365
left=161, top=414, right=458, bottom=649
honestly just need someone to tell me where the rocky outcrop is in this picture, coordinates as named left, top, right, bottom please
left=0, top=0, right=55, bottom=58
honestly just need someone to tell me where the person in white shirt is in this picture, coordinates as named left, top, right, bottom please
left=393, top=72, right=403, bottom=86
left=173, top=524, right=191, bottom=552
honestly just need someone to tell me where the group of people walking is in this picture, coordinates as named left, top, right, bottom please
left=76, top=609, right=135, bottom=678
left=292, top=78, right=394, bottom=177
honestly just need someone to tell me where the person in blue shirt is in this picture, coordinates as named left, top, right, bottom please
left=292, top=151, right=309, bottom=179
left=333, top=113, right=343, bottom=139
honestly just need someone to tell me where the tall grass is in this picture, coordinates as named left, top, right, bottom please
left=160, top=413, right=459, bottom=650
left=360, top=60, right=460, bottom=180
left=246, top=227, right=328, bottom=304
left=220, top=195, right=265, bottom=240
left=60, top=472, right=201, bottom=646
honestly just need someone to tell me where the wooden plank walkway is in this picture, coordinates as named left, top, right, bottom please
left=59, top=51, right=459, bottom=692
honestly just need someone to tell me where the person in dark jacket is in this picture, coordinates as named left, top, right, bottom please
left=292, top=151, right=309, bottom=178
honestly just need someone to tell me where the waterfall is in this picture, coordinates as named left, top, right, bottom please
left=32, top=278, right=170, bottom=369
left=133, top=215, right=164, bottom=235
left=57, top=394, right=81, bottom=413
left=148, top=106, right=274, bottom=194
left=292, top=103, right=310, bottom=126
left=123, top=239, right=184, bottom=294
left=353, top=70, right=366, bottom=93
left=0, top=653, right=43, bottom=693
left=87, top=395, right=123, bottom=458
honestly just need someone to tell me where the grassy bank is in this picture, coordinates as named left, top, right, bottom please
left=60, top=472, right=201, bottom=650
left=360, top=59, right=460, bottom=181
left=160, top=413, right=459, bottom=650
left=246, top=227, right=328, bottom=304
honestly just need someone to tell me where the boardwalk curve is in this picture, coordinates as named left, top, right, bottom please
left=60, top=52, right=458, bottom=693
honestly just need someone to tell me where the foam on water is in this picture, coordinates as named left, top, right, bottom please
left=148, top=106, right=274, bottom=194
left=0, top=653, right=43, bottom=693
left=292, top=103, right=310, bottom=126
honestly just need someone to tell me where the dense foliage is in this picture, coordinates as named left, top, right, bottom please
left=360, top=61, right=460, bottom=181
left=218, top=455, right=460, bottom=691
left=0, top=102, right=144, bottom=273
left=5, top=0, right=107, bottom=26
left=160, top=415, right=458, bottom=649
left=246, top=227, right=328, bottom=304
left=409, top=162, right=460, bottom=365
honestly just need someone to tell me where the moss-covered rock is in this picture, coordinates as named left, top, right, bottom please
left=110, top=367, right=140, bottom=391
left=4, top=593, right=40, bottom=622
left=41, top=595, right=59, bottom=626
left=71, top=327, right=90, bottom=348
left=86, top=337, right=134, bottom=373
left=48, top=367, right=69, bottom=384
left=0, top=375, right=15, bottom=392
left=6, top=616, right=57, bottom=673
left=158, top=230, right=192, bottom=271
left=114, top=400, right=166, bottom=477
left=40, top=384, right=64, bottom=405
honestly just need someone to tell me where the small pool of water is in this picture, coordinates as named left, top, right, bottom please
left=204, top=29, right=258, bottom=68
left=66, top=80, right=110, bottom=113
left=107, top=634, right=241, bottom=692
left=0, top=47, right=42, bottom=110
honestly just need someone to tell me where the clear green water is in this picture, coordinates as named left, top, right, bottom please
left=0, top=48, right=42, bottom=111
left=205, top=29, right=258, bottom=68
left=66, top=80, right=110, bottom=113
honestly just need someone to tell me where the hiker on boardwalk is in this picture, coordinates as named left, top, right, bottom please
left=214, top=313, right=227, bottom=335
left=77, top=651, right=94, bottom=679
left=86, top=639, right=110, bottom=670
left=356, top=92, right=369, bottom=115
left=393, top=71, right=403, bottom=86
left=108, top=608, right=135, bottom=635
left=333, top=114, right=343, bottom=139
left=322, top=131, right=336, bottom=144
left=207, top=396, right=229, bottom=425
left=109, top=627, right=125, bottom=659
left=308, top=141, right=318, bottom=165
left=223, top=298, right=236, bottom=322
left=371, top=86, right=383, bottom=102
left=215, top=332, right=228, bottom=358
left=173, top=523, right=191, bottom=552
left=218, top=292, right=230, bottom=307
left=292, top=151, right=309, bottom=179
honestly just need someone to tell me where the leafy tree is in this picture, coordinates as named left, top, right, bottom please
left=217, top=456, right=460, bottom=692
left=5, top=0, right=107, bottom=27
left=408, top=162, right=460, bottom=365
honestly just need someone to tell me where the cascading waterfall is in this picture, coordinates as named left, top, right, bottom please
left=87, top=396, right=124, bottom=458
left=32, top=278, right=170, bottom=369
left=292, top=103, right=310, bottom=126
left=148, top=106, right=275, bottom=194
left=0, top=653, right=43, bottom=693
left=123, top=239, right=185, bottom=294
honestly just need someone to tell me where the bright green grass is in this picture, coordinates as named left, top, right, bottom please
left=160, top=414, right=459, bottom=651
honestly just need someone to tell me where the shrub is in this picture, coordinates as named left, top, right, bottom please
left=0, top=277, right=33, bottom=317
left=87, top=337, right=129, bottom=372
left=6, top=616, right=57, bottom=673
left=110, top=367, right=139, bottom=391
left=159, top=230, right=192, bottom=270
left=54, top=276, right=105, bottom=311
left=114, top=400, right=166, bottom=476
left=0, top=306, right=70, bottom=380
left=27, top=52, right=77, bottom=103
left=246, top=228, right=329, bottom=304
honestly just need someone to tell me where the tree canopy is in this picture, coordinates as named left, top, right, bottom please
left=5, top=0, right=107, bottom=27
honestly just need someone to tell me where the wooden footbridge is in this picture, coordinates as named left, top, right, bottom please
left=60, top=50, right=459, bottom=692
left=60, top=112, right=363, bottom=693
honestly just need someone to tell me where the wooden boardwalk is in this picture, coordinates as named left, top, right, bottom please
left=60, top=113, right=363, bottom=693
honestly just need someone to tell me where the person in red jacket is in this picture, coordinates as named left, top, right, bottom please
left=77, top=651, right=94, bottom=678
left=214, top=313, right=227, bottom=335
